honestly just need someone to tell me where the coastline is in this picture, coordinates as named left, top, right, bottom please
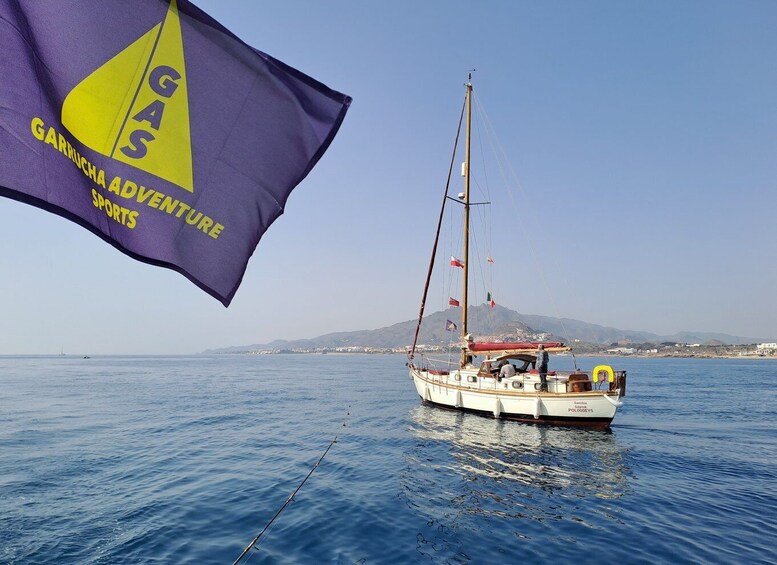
left=233, top=348, right=777, bottom=360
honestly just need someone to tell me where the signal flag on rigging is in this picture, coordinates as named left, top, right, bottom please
left=0, top=0, right=351, bottom=306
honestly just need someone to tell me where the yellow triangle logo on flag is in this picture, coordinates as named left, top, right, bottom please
left=61, top=0, right=193, bottom=192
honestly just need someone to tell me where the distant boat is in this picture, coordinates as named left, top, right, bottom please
left=407, top=75, right=626, bottom=430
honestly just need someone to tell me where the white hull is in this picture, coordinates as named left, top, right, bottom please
left=409, top=365, right=622, bottom=429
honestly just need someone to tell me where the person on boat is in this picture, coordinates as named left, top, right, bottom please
left=537, top=344, right=549, bottom=392
left=499, top=361, right=516, bottom=380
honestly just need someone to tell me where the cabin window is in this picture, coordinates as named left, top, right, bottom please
left=467, top=375, right=477, bottom=383
left=454, top=374, right=461, bottom=381
left=512, top=381, right=523, bottom=389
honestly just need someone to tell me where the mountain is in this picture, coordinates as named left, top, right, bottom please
left=204, top=304, right=766, bottom=353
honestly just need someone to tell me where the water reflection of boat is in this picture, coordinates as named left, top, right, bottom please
left=404, top=404, right=630, bottom=503
left=400, top=405, right=631, bottom=561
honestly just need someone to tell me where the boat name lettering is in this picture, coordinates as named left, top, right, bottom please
left=570, top=400, right=592, bottom=413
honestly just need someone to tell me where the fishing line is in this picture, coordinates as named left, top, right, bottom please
left=232, top=408, right=351, bottom=565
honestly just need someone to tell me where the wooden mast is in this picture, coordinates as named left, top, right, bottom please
left=460, top=74, right=472, bottom=367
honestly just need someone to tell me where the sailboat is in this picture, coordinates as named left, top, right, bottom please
left=407, top=75, right=626, bottom=430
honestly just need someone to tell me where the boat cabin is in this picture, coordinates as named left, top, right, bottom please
left=477, top=353, right=536, bottom=377
left=469, top=350, right=611, bottom=394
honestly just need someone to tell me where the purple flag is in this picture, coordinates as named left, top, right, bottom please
left=0, top=0, right=351, bottom=306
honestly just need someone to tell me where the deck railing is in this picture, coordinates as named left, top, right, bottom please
left=414, top=364, right=627, bottom=397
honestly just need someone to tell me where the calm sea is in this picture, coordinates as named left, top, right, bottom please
left=1, top=354, right=775, bottom=564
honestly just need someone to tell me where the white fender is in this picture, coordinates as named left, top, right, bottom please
left=424, top=386, right=431, bottom=402
left=455, top=390, right=463, bottom=408
left=603, top=394, right=623, bottom=407
left=493, top=398, right=502, bottom=418
left=533, top=397, right=541, bottom=419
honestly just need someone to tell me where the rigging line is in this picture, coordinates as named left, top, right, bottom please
left=439, top=205, right=450, bottom=319
left=464, top=178, right=491, bottom=313
left=448, top=204, right=459, bottom=309
left=470, top=178, right=497, bottom=314
left=468, top=99, right=494, bottom=315
left=468, top=224, right=483, bottom=306
left=473, top=95, right=502, bottom=299
left=475, top=185, right=494, bottom=303
left=447, top=201, right=459, bottom=314
left=473, top=95, right=494, bottom=266
left=410, top=93, right=467, bottom=360
left=446, top=208, right=461, bottom=365
left=232, top=409, right=351, bottom=565
left=475, top=93, right=579, bottom=365
left=475, top=99, right=496, bottom=307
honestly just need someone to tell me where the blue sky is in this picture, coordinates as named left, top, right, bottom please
left=1, top=0, right=776, bottom=354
